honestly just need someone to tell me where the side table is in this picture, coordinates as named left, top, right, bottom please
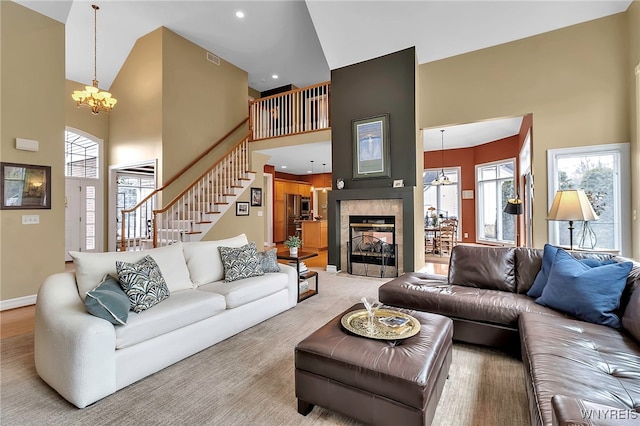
left=277, top=251, right=319, bottom=302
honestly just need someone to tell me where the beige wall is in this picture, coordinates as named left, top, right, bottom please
left=629, top=0, right=640, bottom=258
left=108, top=28, right=163, bottom=175
left=419, top=12, right=632, bottom=253
left=161, top=28, right=249, bottom=201
left=0, top=2, right=65, bottom=301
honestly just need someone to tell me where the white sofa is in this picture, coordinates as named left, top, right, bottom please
left=34, top=234, right=298, bottom=408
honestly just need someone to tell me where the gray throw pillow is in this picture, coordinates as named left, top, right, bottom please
left=258, top=249, right=281, bottom=273
left=219, top=242, right=264, bottom=282
left=116, top=255, right=170, bottom=313
left=84, top=274, right=130, bottom=325
left=622, top=287, right=640, bottom=342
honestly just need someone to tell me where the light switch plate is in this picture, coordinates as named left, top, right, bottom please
left=22, top=215, right=40, bottom=225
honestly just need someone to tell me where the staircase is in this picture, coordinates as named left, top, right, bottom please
left=119, top=81, right=332, bottom=252
left=120, top=128, right=254, bottom=251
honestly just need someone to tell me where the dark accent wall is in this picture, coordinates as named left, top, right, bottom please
left=330, top=47, right=417, bottom=189
left=328, top=47, right=418, bottom=271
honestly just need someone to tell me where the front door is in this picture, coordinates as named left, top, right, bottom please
left=65, top=178, right=102, bottom=260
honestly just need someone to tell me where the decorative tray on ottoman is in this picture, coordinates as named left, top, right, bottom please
left=340, top=309, right=421, bottom=340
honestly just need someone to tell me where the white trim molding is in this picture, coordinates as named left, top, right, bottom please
left=1, top=294, right=37, bottom=311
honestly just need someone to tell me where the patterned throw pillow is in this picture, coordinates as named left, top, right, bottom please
left=116, top=255, right=170, bottom=313
left=219, top=242, right=264, bottom=282
left=84, top=274, right=130, bottom=325
left=258, top=249, right=281, bottom=273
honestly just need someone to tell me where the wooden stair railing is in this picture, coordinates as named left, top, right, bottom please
left=119, top=118, right=249, bottom=251
left=152, top=132, right=253, bottom=248
left=249, top=81, right=330, bottom=141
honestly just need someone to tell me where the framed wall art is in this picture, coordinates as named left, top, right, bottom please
left=0, top=162, right=51, bottom=210
left=352, top=113, right=390, bottom=179
left=236, top=201, right=250, bottom=216
left=250, top=188, right=262, bottom=206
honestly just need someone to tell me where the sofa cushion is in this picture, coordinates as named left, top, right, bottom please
left=182, top=234, right=249, bottom=286
left=219, top=242, right=264, bottom=282
left=198, top=272, right=288, bottom=309
left=527, top=244, right=616, bottom=298
left=449, top=246, right=517, bottom=293
left=519, top=312, right=640, bottom=425
left=258, top=249, right=280, bottom=273
left=70, top=242, right=193, bottom=300
left=536, top=249, right=632, bottom=328
left=115, top=289, right=226, bottom=349
left=84, top=274, right=129, bottom=325
left=622, top=287, right=640, bottom=342
left=378, top=272, right=564, bottom=328
left=116, top=256, right=170, bottom=313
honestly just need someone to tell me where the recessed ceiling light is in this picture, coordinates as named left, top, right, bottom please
left=307, top=170, right=312, bottom=174
left=272, top=74, right=278, bottom=79
left=281, top=165, right=287, bottom=169
left=235, top=11, right=245, bottom=18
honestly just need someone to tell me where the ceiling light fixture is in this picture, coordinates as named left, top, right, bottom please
left=235, top=11, right=245, bottom=18
left=431, top=130, right=451, bottom=186
left=272, top=74, right=279, bottom=79
left=71, top=4, right=117, bottom=115
left=310, top=160, right=315, bottom=191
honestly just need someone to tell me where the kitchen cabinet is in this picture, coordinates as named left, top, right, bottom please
left=302, top=220, right=327, bottom=249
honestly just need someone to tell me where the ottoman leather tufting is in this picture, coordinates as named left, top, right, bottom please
left=295, top=304, right=453, bottom=426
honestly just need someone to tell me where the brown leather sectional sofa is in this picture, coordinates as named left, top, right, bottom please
left=379, top=245, right=640, bottom=426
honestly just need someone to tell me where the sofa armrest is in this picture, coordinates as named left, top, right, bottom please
left=35, top=272, right=117, bottom=408
left=552, top=395, right=640, bottom=425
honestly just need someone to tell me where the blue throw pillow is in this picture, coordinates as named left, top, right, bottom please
left=535, top=249, right=632, bottom=328
left=527, top=244, right=615, bottom=298
left=84, top=274, right=130, bottom=325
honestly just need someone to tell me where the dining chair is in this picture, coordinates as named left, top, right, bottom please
left=438, top=225, right=456, bottom=256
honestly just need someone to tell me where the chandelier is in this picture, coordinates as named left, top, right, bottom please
left=432, top=129, right=451, bottom=185
left=71, top=5, right=117, bottom=115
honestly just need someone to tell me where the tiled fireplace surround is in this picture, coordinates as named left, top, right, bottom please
left=340, top=199, right=404, bottom=275
left=328, top=187, right=417, bottom=275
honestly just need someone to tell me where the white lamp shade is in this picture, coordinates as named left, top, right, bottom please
left=547, top=189, right=599, bottom=221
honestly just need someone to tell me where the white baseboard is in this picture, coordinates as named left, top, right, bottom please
left=1, top=295, right=37, bottom=311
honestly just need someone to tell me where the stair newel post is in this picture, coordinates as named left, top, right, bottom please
left=152, top=211, right=158, bottom=248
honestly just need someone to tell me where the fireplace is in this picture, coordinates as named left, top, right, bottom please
left=347, top=215, right=397, bottom=278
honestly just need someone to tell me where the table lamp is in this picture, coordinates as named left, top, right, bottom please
left=547, top=189, right=598, bottom=250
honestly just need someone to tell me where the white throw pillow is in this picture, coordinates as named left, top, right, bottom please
left=182, top=234, right=249, bottom=286
left=70, top=242, right=193, bottom=300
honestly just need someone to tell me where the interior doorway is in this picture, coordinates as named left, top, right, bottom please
left=108, top=161, right=156, bottom=251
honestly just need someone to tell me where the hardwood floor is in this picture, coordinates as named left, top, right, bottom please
left=0, top=256, right=448, bottom=339
left=0, top=304, right=35, bottom=339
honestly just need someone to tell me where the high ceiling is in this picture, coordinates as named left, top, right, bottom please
left=15, top=0, right=632, bottom=174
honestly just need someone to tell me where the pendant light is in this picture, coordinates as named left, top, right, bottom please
left=71, top=4, right=117, bottom=115
left=432, top=130, right=451, bottom=186
left=310, top=160, right=315, bottom=192
left=322, top=163, right=327, bottom=193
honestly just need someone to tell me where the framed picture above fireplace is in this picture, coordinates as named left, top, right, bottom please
left=352, top=113, right=390, bottom=179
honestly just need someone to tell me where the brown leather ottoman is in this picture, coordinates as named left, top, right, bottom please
left=295, top=304, right=453, bottom=426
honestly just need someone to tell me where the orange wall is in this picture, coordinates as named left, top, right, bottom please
left=423, top=135, right=520, bottom=244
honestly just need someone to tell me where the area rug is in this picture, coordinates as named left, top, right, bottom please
left=0, top=270, right=528, bottom=425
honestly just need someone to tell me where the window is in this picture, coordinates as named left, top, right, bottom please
left=423, top=168, right=460, bottom=228
left=547, top=144, right=630, bottom=254
left=65, top=130, right=99, bottom=178
left=476, top=159, right=516, bottom=244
